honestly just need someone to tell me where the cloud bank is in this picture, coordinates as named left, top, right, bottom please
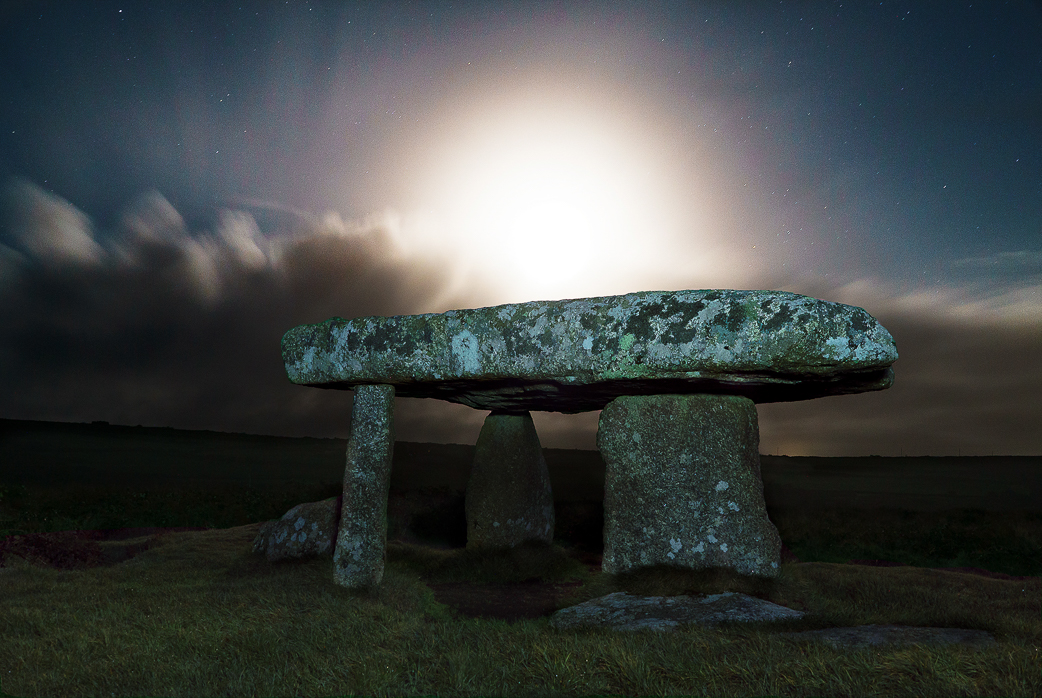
left=1, top=177, right=1040, bottom=455
left=0, top=177, right=477, bottom=440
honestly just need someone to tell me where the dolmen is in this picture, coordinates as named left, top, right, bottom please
left=279, top=289, right=898, bottom=590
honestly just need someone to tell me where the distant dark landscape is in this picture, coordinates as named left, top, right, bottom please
left=2, top=418, right=1040, bottom=514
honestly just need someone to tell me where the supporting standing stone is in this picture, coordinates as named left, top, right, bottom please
left=465, top=411, right=555, bottom=551
left=333, top=384, right=395, bottom=589
left=598, top=393, right=781, bottom=578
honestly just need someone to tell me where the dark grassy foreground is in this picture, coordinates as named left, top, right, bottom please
left=1, top=480, right=1041, bottom=698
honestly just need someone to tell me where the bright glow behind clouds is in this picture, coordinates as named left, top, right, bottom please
left=415, top=94, right=692, bottom=301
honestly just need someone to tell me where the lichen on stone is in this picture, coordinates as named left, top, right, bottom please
left=282, top=289, right=898, bottom=412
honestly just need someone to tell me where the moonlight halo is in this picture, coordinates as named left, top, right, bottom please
left=419, top=95, right=677, bottom=301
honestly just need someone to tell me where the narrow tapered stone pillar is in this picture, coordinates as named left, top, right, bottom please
left=598, top=393, right=781, bottom=578
left=333, top=383, right=395, bottom=589
left=465, top=410, right=555, bottom=551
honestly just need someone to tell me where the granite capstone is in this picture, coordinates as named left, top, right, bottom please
left=282, top=289, right=898, bottom=413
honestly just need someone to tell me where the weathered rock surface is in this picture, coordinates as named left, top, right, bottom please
left=466, top=411, right=555, bottom=551
left=282, top=289, right=898, bottom=413
left=252, top=496, right=341, bottom=562
left=333, top=384, right=395, bottom=589
left=550, top=593, right=999, bottom=650
left=599, top=393, right=781, bottom=577
left=550, top=591, right=805, bottom=632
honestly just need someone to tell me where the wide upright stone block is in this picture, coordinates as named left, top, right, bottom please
left=598, top=393, right=781, bottom=578
left=465, top=411, right=554, bottom=551
left=333, top=383, right=395, bottom=590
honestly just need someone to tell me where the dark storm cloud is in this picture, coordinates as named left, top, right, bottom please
left=0, top=177, right=471, bottom=437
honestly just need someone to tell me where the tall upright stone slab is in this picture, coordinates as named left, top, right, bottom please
left=598, top=393, right=781, bottom=578
left=465, top=411, right=554, bottom=551
left=333, top=383, right=395, bottom=589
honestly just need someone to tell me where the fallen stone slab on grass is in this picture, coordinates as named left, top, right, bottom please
left=549, top=591, right=1000, bottom=651
left=549, top=591, right=806, bottom=632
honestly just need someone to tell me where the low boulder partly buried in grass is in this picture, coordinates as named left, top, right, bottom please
left=252, top=495, right=341, bottom=562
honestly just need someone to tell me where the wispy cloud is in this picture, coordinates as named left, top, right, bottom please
left=1, top=178, right=104, bottom=267
left=951, top=249, right=1042, bottom=277
left=0, top=178, right=466, bottom=437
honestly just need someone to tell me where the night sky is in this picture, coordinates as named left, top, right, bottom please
left=0, top=1, right=1039, bottom=456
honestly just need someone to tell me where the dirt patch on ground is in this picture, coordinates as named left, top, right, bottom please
left=0, top=526, right=215, bottom=571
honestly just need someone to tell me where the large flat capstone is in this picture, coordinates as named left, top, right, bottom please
left=282, top=289, right=897, bottom=413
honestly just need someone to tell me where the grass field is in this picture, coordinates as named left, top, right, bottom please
left=1, top=478, right=1040, bottom=698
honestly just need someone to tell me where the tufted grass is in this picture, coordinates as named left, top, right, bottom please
left=1, top=482, right=1041, bottom=697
